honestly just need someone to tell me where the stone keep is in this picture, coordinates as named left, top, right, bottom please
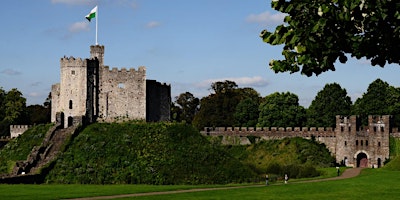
left=51, top=45, right=170, bottom=127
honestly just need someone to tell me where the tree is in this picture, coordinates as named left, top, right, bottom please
left=173, top=92, right=199, bottom=124
left=234, top=97, right=259, bottom=127
left=352, top=79, right=400, bottom=125
left=3, top=88, right=27, bottom=124
left=193, top=80, right=242, bottom=129
left=26, top=104, right=50, bottom=125
left=234, top=87, right=261, bottom=127
left=260, top=0, right=400, bottom=76
left=0, top=88, right=27, bottom=136
left=307, top=83, right=352, bottom=127
left=257, top=92, right=306, bottom=127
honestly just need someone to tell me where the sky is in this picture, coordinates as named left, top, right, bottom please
left=1, top=0, right=400, bottom=108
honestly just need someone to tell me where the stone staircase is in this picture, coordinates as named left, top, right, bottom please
left=12, top=124, right=78, bottom=176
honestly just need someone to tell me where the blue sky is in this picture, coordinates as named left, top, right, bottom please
left=1, top=0, right=400, bottom=107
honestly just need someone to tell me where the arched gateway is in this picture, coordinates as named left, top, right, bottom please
left=356, top=152, right=368, bottom=168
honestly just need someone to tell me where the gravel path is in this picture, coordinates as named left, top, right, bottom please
left=68, top=168, right=363, bottom=200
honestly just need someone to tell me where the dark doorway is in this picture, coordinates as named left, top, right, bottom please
left=357, top=153, right=368, bottom=168
left=68, top=116, right=73, bottom=127
left=377, top=158, right=382, bottom=168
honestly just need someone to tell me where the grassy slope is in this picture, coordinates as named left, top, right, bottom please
left=0, top=124, right=52, bottom=174
left=45, top=122, right=257, bottom=184
left=223, top=137, right=335, bottom=179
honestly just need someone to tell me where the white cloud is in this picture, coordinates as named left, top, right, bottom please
left=146, top=21, right=161, bottom=28
left=0, top=69, right=21, bottom=76
left=246, top=11, right=286, bottom=26
left=28, top=92, right=42, bottom=98
left=196, top=76, right=269, bottom=89
left=68, top=21, right=90, bottom=33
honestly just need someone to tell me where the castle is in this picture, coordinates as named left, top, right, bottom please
left=51, top=45, right=171, bottom=127
left=202, top=115, right=398, bottom=168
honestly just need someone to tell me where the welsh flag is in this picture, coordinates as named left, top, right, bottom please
left=85, top=6, right=97, bottom=22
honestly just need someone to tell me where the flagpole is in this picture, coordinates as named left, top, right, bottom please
left=95, top=5, right=98, bottom=45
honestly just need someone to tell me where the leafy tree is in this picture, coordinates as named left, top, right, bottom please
left=193, top=80, right=242, bottom=129
left=3, top=88, right=27, bottom=124
left=307, top=83, right=352, bottom=127
left=260, top=0, right=400, bottom=76
left=211, top=80, right=238, bottom=94
left=170, top=102, right=182, bottom=122
left=0, top=88, right=27, bottom=136
left=26, top=104, right=50, bottom=125
left=257, top=92, right=306, bottom=127
left=233, top=87, right=261, bottom=127
left=353, top=79, right=400, bottom=125
left=173, top=92, right=199, bottom=124
left=234, top=97, right=260, bottom=127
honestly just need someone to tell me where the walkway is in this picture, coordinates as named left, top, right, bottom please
left=68, top=168, right=362, bottom=200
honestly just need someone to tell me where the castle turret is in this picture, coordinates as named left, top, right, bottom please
left=90, top=45, right=104, bottom=66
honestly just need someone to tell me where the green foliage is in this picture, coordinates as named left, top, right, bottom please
left=352, top=79, right=400, bottom=125
left=234, top=98, right=259, bottom=127
left=261, top=0, right=400, bottom=76
left=193, top=81, right=260, bottom=130
left=307, top=83, right=352, bottom=127
left=257, top=92, right=306, bottom=127
left=45, top=122, right=257, bottom=184
left=172, top=92, right=199, bottom=124
left=3, top=88, right=27, bottom=124
left=225, top=137, right=335, bottom=179
left=26, top=105, right=51, bottom=125
left=0, top=124, right=52, bottom=174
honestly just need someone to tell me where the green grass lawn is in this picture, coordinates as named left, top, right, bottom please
left=0, top=168, right=400, bottom=200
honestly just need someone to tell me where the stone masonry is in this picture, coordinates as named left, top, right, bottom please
left=51, top=45, right=170, bottom=127
left=201, top=115, right=396, bottom=168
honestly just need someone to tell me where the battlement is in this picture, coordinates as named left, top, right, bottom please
left=60, top=56, right=87, bottom=68
left=10, top=125, right=32, bottom=138
left=201, top=126, right=335, bottom=138
left=102, top=66, right=146, bottom=75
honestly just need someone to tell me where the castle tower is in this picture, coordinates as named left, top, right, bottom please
left=335, top=115, right=390, bottom=168
left=90, top=45, right=104, bottom=66
left=58, top=57, right=89, bottom=128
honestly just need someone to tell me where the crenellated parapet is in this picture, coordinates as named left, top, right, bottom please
left=102, top=66, right=146, bottom=77
left=60, top=56, right=87, bottom=68
left=201, top=126, right=335, bottom=138
left=10, top=125, right=32, bottom=138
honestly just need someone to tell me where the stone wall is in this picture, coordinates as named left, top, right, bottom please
left=97, top=66, right=147, bottom=122
left=201, top=115, right=395, bottom=168
left=9, top=125, right=32, bottom=138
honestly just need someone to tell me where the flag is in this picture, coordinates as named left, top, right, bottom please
left=85, top=6, right=97, bottom=22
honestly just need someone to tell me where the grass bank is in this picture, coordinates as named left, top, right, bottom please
left=0, top=168, right=399, bottom=199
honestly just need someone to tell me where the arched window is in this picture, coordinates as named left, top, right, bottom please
left=356, top=140, right=358, bottom=146
left=366, top=140, right=368, bottom=146
left=69, top=100, right=73, bottom=109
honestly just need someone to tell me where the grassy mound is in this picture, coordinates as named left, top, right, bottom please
left=45, top=122, right=257, bottom=184
left=224, top=137, right=335, bottom=179
left=0, top=124, right=52, bottom=175
left=384, top=137, right=400, bottom=170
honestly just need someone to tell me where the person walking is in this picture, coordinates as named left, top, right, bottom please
left=265, top=174, right=269, bottom=186
left=284, top=174, right=288, bottom=184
